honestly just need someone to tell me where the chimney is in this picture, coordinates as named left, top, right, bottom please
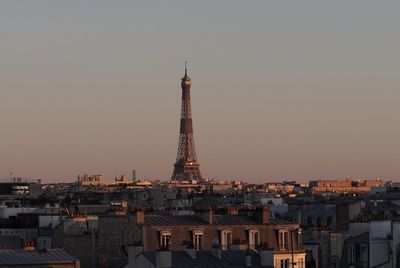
left=211, top=247, right=222, bottom=259
left=23, top=241, right=35, bottom=251
left=155, top=250, right=172, bottom=268
left=127, top=244, right=143, bottom=267
left=228, top=207, right=239, bottom=216
left=135, top=208, right=145, bottom=225
left=259, top=249, right=273, bottom=267
left=183, top=245, right=196, bottom=259
left=195, top=206, right=213, bottom=224
left=217, top=248, right=222, bottom=259
left=256, top=206, right=270, bottom=224
left=245, top=254, right=252, bottom=267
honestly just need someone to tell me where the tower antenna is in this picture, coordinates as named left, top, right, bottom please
left=184, top=61, right=187, bottom=76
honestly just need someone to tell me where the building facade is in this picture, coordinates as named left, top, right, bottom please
left=133, top=206, right=306, bottom=268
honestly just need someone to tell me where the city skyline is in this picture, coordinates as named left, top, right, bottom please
left=1, top=1, right=399, bottom=182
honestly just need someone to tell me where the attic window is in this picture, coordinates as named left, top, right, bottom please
left=248, top=229, right=260, bottom=249
left=160, top=231, right=172, bottom=250
left=220, top=230, right=232, bottom=250
left=278, top=230, right=289, bottom=250
left=192, top=230, right=204, bottom=250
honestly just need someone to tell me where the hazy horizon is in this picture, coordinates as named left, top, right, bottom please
left=1, top=1, right=399, bottom=182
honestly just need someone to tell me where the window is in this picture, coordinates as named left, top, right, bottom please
left=192, top=230, right=203, bottom=251
left=279, top=230, right=289, bottom=250
left=298, top=258, right=304, bottom=268
left=280, top=259, right=289, bottom=268
left=220, top=230, right=232, bottom=250
left=160, top=231, right=172, bottom=249
left=360, top=244, right=367, bottom=261
left=248, top=229, right=259, bottom=250
left=348, top=245, right=355, bottom=264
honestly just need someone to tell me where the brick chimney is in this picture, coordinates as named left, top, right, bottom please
left=23, top=241, right=35, bottom=251
left=255, top=206, right=270, bottom=224
left=227, top=207, right=239, bottom=216
left=262, top=206, right=270, bottom=224
left=195, top=205, right=213, bottom=225
left=135, top=208, right=145, bottom=225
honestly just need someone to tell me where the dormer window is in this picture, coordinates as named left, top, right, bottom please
left=220, top=230, right=232, bottom=250
left=348, top=245, right=355, bottom=264
left=192, top=230, right=204, bottom=251
left=160, top=231, right=172, bottom=249
left=278, top=230, right=289, bottom=250
left=248, top=229, right=260, bottom=250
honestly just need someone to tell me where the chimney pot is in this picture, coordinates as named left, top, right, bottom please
left=183, top=246, right=196, bottom=259
left=245, top=255, right=252, bottom=267
left=260, top=249, right=274, bottom=267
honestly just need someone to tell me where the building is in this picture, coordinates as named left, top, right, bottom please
left=77, top=174, right=133, bottom=186
left=125, top=246, right=275, bottom=268
left=368, top=220, right=400, bottom=268
left=133, top=206, right=306, bottom=267
left=339, top=232, right=369, bottom=268
left=0, top=180, right=42, bottom=199
left=309, top=178, right=384, bottom=194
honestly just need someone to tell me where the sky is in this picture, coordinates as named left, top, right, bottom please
left=0, top=1, right=399, bottom=182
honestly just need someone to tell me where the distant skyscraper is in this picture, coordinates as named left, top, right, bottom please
left=171, top=64, right=203, bottom=182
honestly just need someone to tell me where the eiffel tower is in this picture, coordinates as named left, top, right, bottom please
left=171, top=64, right=203, bottom=182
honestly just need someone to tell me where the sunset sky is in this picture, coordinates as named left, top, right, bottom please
left=0, top=1, right=399, bottom=182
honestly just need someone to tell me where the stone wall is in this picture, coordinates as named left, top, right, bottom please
left=97, top=215, right=136, bottom=268
left=63, top=234, right=96, bottom=268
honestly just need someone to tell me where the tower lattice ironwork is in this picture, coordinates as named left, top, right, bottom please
left=171, top=64, right=203, bottom=182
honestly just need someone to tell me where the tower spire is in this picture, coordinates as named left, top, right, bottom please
left=185, top=61, right=187, bottom=77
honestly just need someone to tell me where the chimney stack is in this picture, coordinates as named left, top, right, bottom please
left=211, top=246, right=222, bottom=259
left=259, top=249, right=274, bottom=267
left=255, top=206, right=270, bottom=224
left=183, top=245, right=196, bottom=259
left=135, top=208, right=145, bottom=225
left=195, top=205, right=213, bottom=224
left=262, top=206, right=270, bottom=224
left=155, top=250, right=172, bottom=268
left=23, top=241, right=35, bottom=251
left=228, top=207, right=239, bottom=216
left=245, top=254, right=252, bottom=267
left=127, top=244, right=143, bottom=267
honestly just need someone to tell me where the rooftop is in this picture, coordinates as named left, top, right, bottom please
left=142, top=250, right=272, bottom=268
left=142, top=214, right=264, bottom=227
left=142, top=214, right=293, bottom=227
left=0, top=249, right=77, bottom=265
